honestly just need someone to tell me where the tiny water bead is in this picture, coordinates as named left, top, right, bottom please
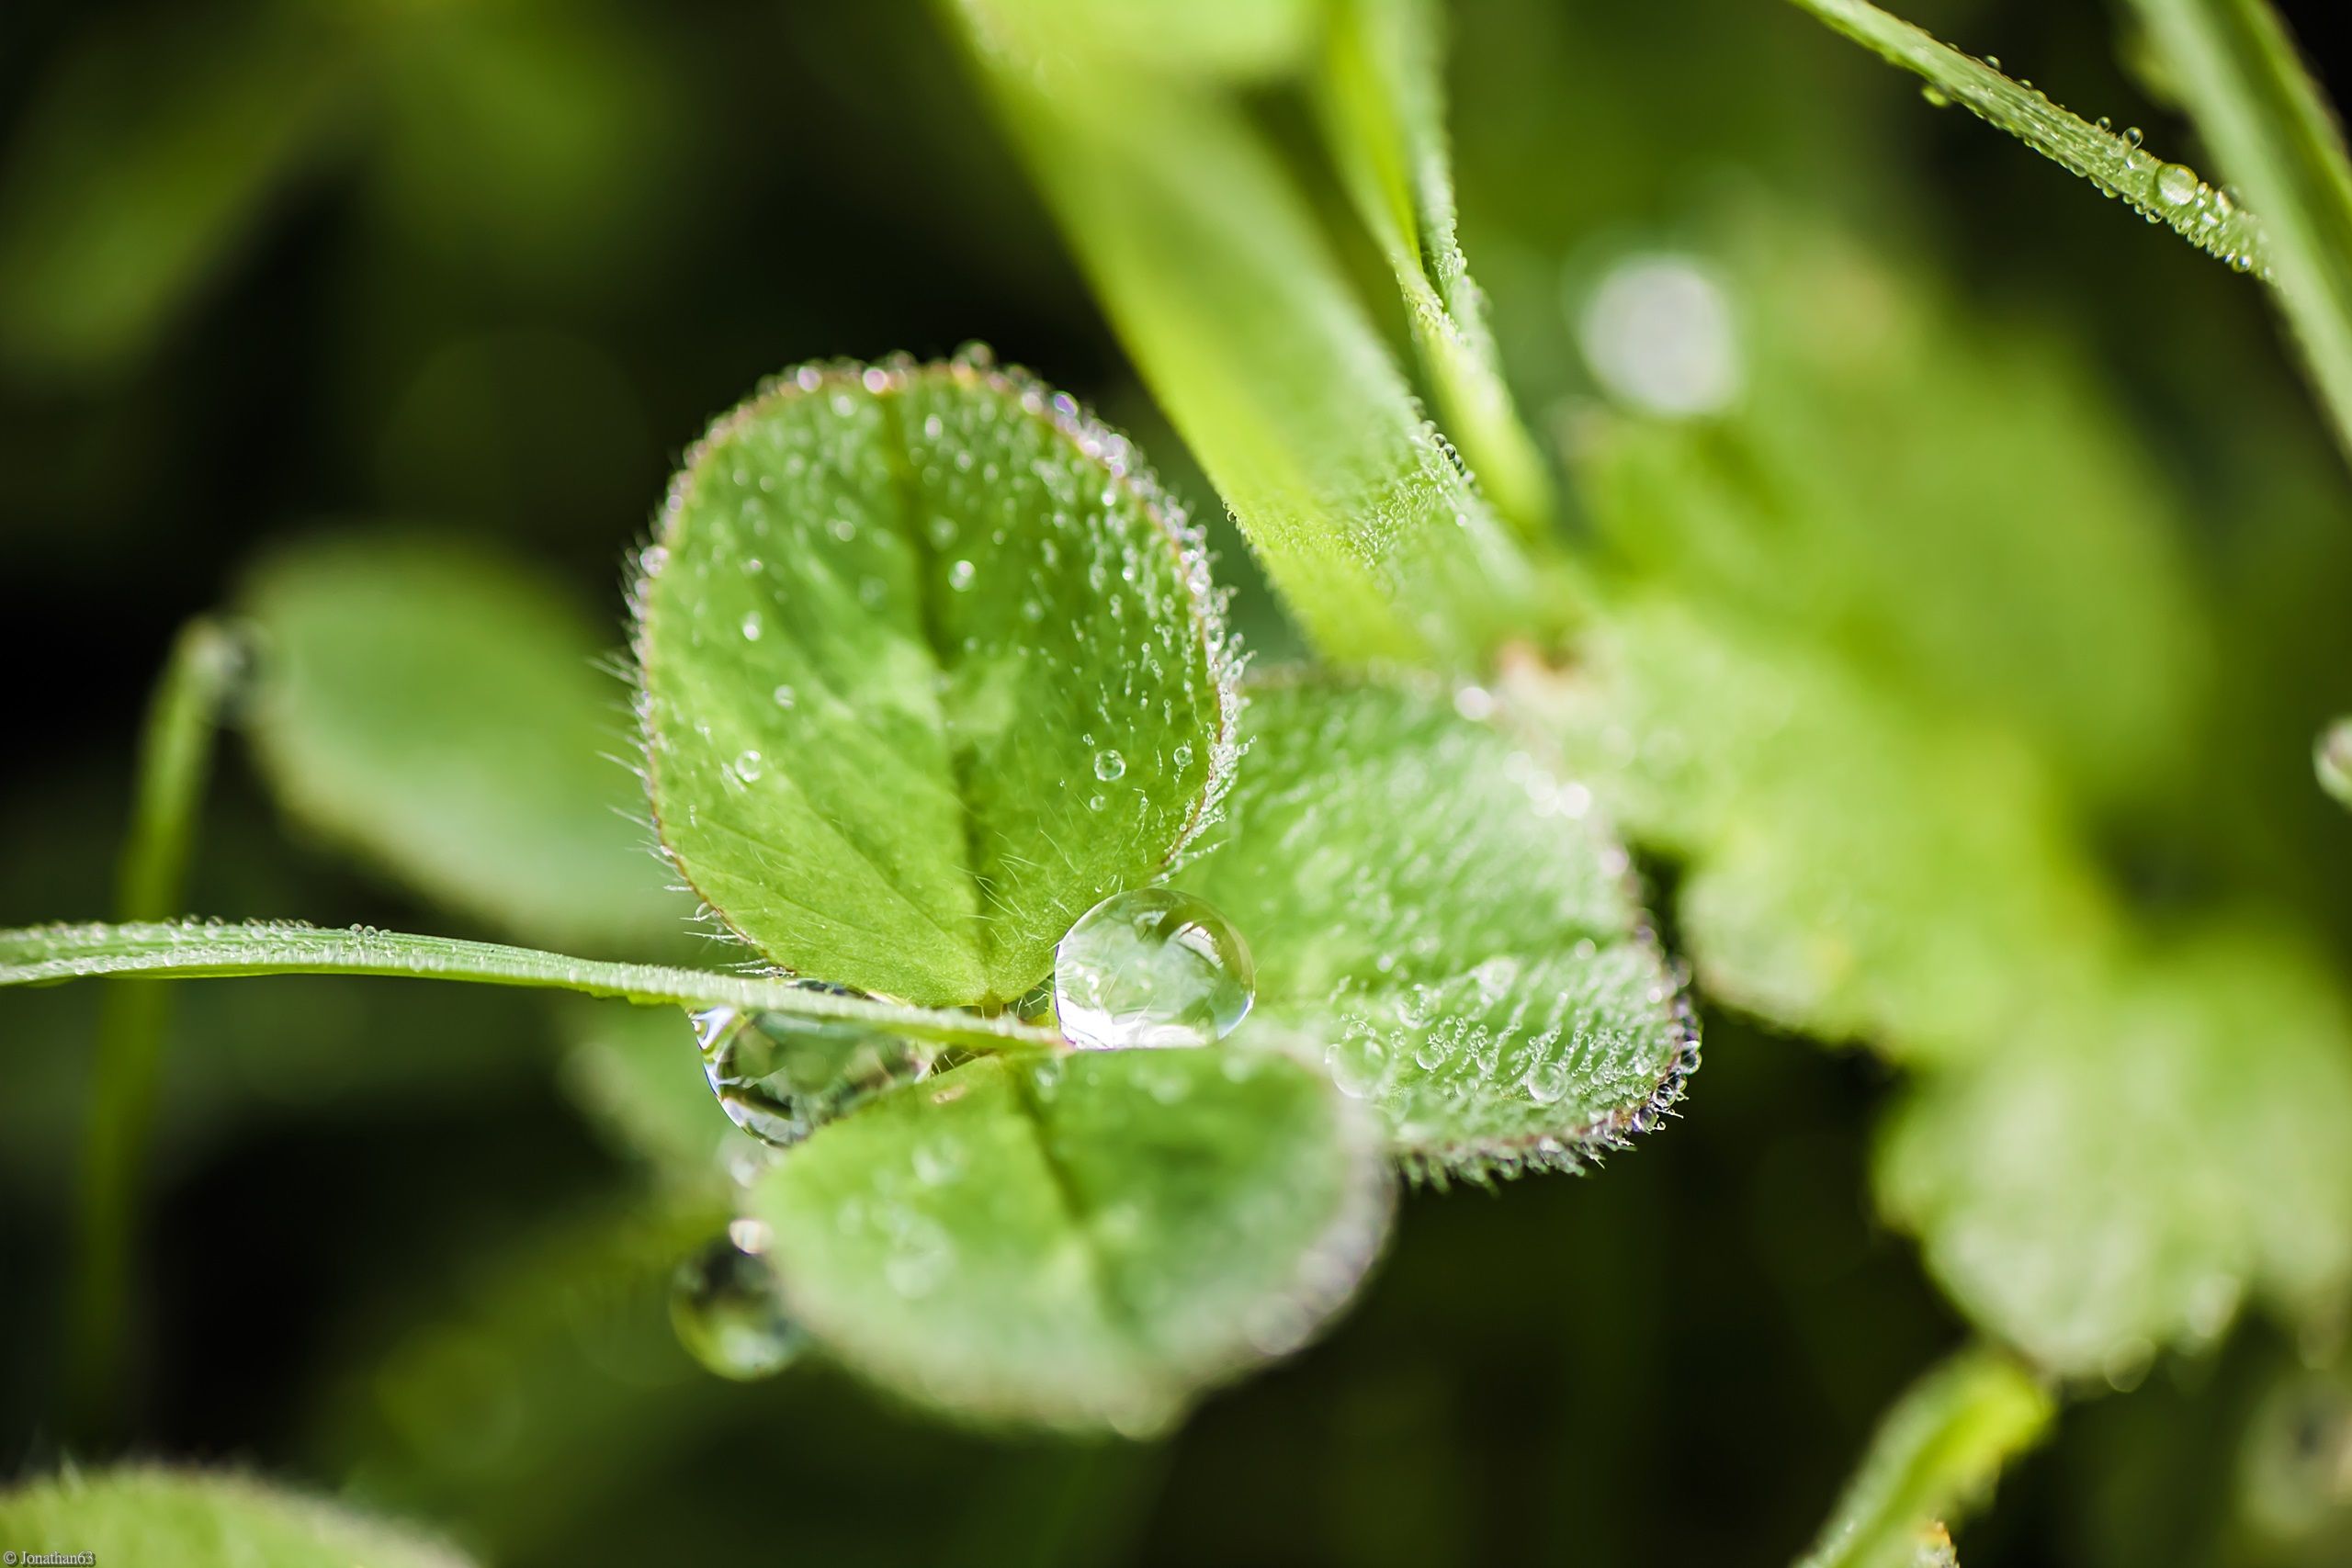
left=1093, top=749, right=1126, bottom=782
left=2317, top=718, right=2352, bottom=808
left=1053, top=888, right=1255, bottom=1051
left=694, top=1003, right=938, bottom=1148
left=669, top=1228, right=804, bottom=1381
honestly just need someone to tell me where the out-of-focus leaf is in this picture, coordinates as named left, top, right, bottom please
left=2121, top=0, right=2352, bottom=465
left=1879, top=925, right=2352, bottom=1375
left=634, top=358, right=1238, bottom=1009
left=0, top=14, right=345, bottom=383
left=1797, top=1348, right=2052, bottom=1568
left=753, top=1047, right=1389, bottom=1435
left=0, top=1466, right=472, bottom=1568
left=1538, top=596, right=2117, bottom=1065
left=952, top=13, right=1564, bottom=668
left=956, top=0, right=1314, bottom=81
left=242, top=531, right=693, bottom=955
left=1316, top=0, right=1555, bottom=534
left=559, top=999, right=735, bottom=1178
left=1176, top=675, right=1695, bottom=1179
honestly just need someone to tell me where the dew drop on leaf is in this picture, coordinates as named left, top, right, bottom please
left=2154, top=162, right=2200, bottom=207
left=947, top=558, right=977, bottom=592
left=696, top=1001, right=938, bottom=1148
left=1093, top=749, right=1126, bottom=782
left=1054, top=888, right=1255, bottom=1050
left=669, top=1227, right=804, bottom=1381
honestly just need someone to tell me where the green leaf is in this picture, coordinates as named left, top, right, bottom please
left=1878, top=924, right=2352, bottom=1375
left=242, top=530, right=692, bottom=954
left=0, top=14, right=345, bottom=383
left=634, top=357, right=1238, bottom=1009
left=752, top=1045, right=1390, bottom=1434
left=950, top=16, right=1566, bottom=668
left=1315, top=0, right=1556, bottom=535
left=1782, top=0, right=2273, bottom=276
left=1797, top=1348, right=2052, bottom=1568
left=0, top=919, right=1059, bottom=1053
left=0, top=1467, right=473, bottom=1568
left=1175, top=675, right=1697, bottom=1179
left=2120, top=0, right=2352, bottom=464
left=559, top=999, right=737, bottom=1178
left=955, top=0, right=1314, bottom=81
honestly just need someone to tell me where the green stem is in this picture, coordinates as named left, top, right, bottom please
left=2118, top=0, right=2352, bottom=466
left=66, top=619, right=246, bottom=1433
left=5, top=919, right=1065, bottom=1052
left=1785, top=0, right=2274, bottom=276
left=1797, top=1346, right=2054, bottom=1568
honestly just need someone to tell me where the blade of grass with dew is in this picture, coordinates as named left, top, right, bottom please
left=946, top=4, right=1570, bottom=668
left=1313, top=0, right=1556, bottom=537
left=1783, top=0, right=2272, bottom=276
left=0, top=920, right=1061, bottom=1054
left=66, top=619, right=246, bottom=1433
left=2121, top=0, right=2352, bottom=464
left=1796, top=1347, right=2053, bottom=1568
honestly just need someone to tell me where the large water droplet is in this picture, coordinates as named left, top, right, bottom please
left=2317, top=718, right=2352, bottom=807
left=699, top=1000, right=937, bottom=1148
left=1054, top=888, right=1254, bottom=1050
left=669, top=1231, right=802, bottom=1381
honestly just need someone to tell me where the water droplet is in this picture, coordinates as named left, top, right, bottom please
left=1920, top=85, right=1951, bottom=108
left=1576, top=253, right=1740, bottom=417
left=701, top=1002, right=936, bottom=1147
left=740, top=612, right=763, bottom=642
left=947, top=558, right=978, bottom=592
left=1093, top=749, right=1126, bottom=782
left=669, top=1233, right=803, bottom=1381
left=2316, top=718, right=2352, bottom=807
left=734, top=749, right=763, bottom=783
left=1054, top=888, right=1254, bottom=1050
left=773, top=684, right=797, bottom=709
left=2155, top=162, right=2200, bottom=207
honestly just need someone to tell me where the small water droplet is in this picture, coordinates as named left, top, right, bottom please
left=740, top=612, right=763, bottom=642
left=1920, top=84, right=1951, bottom=108
left=773, top=684, right=797, bottom=709
left=734, top=749, right=763, bottom=782
left=1054, top=888, right=1254, bottom=1050
left=702, top=1000, right=936, bottom=1147
left=670, top=1233, right=803, bottom=1381
left=2154, top=162, right=2200, bottom=207
left=1093, top=749, right=1126, bottom=782
left=2317, top=718, right=2352, bottom=807
left=947, top=558, right=978, bottom=592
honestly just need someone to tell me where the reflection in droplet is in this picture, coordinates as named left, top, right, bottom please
left=669, top=1232, right=803, bottom=1381
left=697, top=1001, right=937, bottom=1148
left=1054, top=888, right=1254, bottom=1050
left=1094, top=749, right=1126, bottom=782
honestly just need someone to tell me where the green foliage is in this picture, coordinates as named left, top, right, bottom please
left=634, top=358, right=1237, bottom=1008
left=752, top=1045, right=1389, bottom=1435
left=1313, top=0, right=1556, bottom=534
left=952, top=4, right=1565, bottom=668
left=1798, top=1348, right=2052, bottom=1568
left=1784, top=0, right=2273, bottom=276
left=1879, top=925, right=2352, bottom=1376
left=1176, top=675, right=1695, bottom=1179
left=243, top=531, right=691, bottom=954
left=0, top=1466, right=473, bottom=1568
left=2121, top=0, right=2352, bottom=462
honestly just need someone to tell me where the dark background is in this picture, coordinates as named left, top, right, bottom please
left=3, top=1, right=2350, bottom=1563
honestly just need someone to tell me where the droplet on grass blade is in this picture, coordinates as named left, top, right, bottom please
left=670, top=1230, right=804, bottom=1381
left=695, top=1001, right=940, bottom=1149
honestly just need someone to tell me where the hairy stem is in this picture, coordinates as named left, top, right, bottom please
left=66, top=619, right=246, bottom=1434
left=1786, top=0, right=2273, bottom=276
left=4, top=919, right=1065, bottom=1052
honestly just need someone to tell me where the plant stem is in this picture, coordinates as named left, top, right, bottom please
left=2118, top=0, right=2352, bottom=466
left=1796, top=1346, right=2054, bottom=1568
left=3, top=919, right=1065, bottom=1052
left=65, top=619, right=246, bottom=1435
left=1785, top=0, right=2274, bottom=276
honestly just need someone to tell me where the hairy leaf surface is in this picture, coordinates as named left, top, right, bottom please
left=753, top=1046, right=1388, bottom=1435
left=636, top=359, right=1237, bottom=1007
left=1178, top=676, right=1695, bottom=1179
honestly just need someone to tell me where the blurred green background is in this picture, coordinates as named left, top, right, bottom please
left=5, top=0, right=2352, bottom=1562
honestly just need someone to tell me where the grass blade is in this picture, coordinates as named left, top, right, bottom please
left=68, top=619, right=247, bottom=1432
left=0, top=920, right=1061, bottom=1053
left=1797, top=1347, right=2053, bottom=1568
left=2120, top=0, right=2352, bottom=461
left=1314, top=0, right=1557, bottom=536
left=1783, top=0, right=2272, bottom=276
